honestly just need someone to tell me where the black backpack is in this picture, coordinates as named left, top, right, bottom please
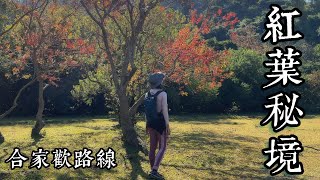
left=144, top=90, right=166, bottom=134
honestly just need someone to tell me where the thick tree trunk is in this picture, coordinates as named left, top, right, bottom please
left=31, top=79, right=45, bottom=138
left=80, top=0, right=159, bottom=155
left=118, top=91, right=148, bottom=155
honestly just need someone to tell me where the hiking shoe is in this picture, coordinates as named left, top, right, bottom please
left=149, top=170, right=164, bottom=180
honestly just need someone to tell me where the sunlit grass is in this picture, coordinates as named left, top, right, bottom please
left=0, top=115, right=319, bottom=179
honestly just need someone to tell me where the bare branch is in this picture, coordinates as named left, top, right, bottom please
left=94, top=1, right=103, bottom=20
left=107, top=14, right=127, bottom=38
left=167, top=54, right=180, bottom=77
left=0, top=0, right=45, bottom=37
left=80, top=0, right=121, bottom=91
left=80, top=0, right=102, bottom=27
left=0, top=78, right=37, bottom=119
left=129, top=93, right=145, bottom=117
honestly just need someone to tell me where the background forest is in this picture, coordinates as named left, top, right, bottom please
left=0, top=0, right=319, bottom=118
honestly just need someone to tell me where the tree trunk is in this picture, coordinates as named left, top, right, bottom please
left=31, top=79, right=45, bottom=138
left=0, top=132, right=4, bottom=144
left=118, top=91, right=148, bottom=155
left=0, top=78, right=36, bottom=142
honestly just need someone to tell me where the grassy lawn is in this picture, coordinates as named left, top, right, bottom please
left=0, top=115, right=319, bottom=179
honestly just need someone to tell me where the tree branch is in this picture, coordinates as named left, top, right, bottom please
left=80, top=0, right=102, bottom=28
left=80, top=0, right=121, bottom=91
left=129, top=93, right=146, bottom=117
left=0, top=78, right=37, bottom=119
left=107, top=14, right=127, bottom=38
left=0, top=0, right=44, bottom=37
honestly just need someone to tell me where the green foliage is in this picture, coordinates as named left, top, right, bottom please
left=165, top=81, right=220, bottom=114
left=0, top=0, right=15, bottom=32
left=217, top=48, right=266, bottom=112
left=228, top=49, right=265, bottom=84
left=71, top=65, right=118, bottom=114
left=314, top=44, right=320, bottom=57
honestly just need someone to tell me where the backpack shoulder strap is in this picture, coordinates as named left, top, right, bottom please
left=145, top=91, right=153, bottom=99
left=147, top=90, right=163, bottom=98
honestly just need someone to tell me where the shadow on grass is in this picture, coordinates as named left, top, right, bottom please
left=0, top=146, right=9, bottom=163
left=161, top=162, right=272, bottom=180
left=23, top=171, right=43, bottom=180
left=164, top=130, right=300, bottom=179
left=31, top=134, right=44, bottom=146
left=56, top=173, right=74, bottom=180
left=122, top=143, right=149, bottom=180
left=167, top=114, right=248, bottom=125
left=0, top=172, right=9, bottom=180
left=0, top=116, right=117, bottom=126
left=169, top=131, right=243, bottom=151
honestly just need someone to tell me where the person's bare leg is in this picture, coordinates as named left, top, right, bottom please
left=152, top=130, right=167, bottom=171
left=149, top=128, right=159, bottom=170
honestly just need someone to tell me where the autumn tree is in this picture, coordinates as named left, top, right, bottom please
left=72, top=4, right=186, bottom=121
left=0, top=0, right=91, bottom=137
left=0, top=0, right=48, bottom=37
left=0, top=1, right=51, bottom=122
left=77, top=0, right=238, bottom=153
left=79, top=0, right=163, bottom=152
left=0, top=0, right=49, bottom=142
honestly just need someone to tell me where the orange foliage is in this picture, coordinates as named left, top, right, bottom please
left=1, top=2, right=94, bottom=85
left=25, top=33, right=40, bottom=47
left=190, top=8, right=239, bottom=34
left=157, top=9, right=236, bottom=90
left=159, top=25, right=229, bottom=90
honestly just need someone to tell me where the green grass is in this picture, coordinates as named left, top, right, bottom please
left=0, top=115, right=319, bottom=179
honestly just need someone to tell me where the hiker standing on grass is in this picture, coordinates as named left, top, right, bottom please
left=144, top=72, right=170, bottom=180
